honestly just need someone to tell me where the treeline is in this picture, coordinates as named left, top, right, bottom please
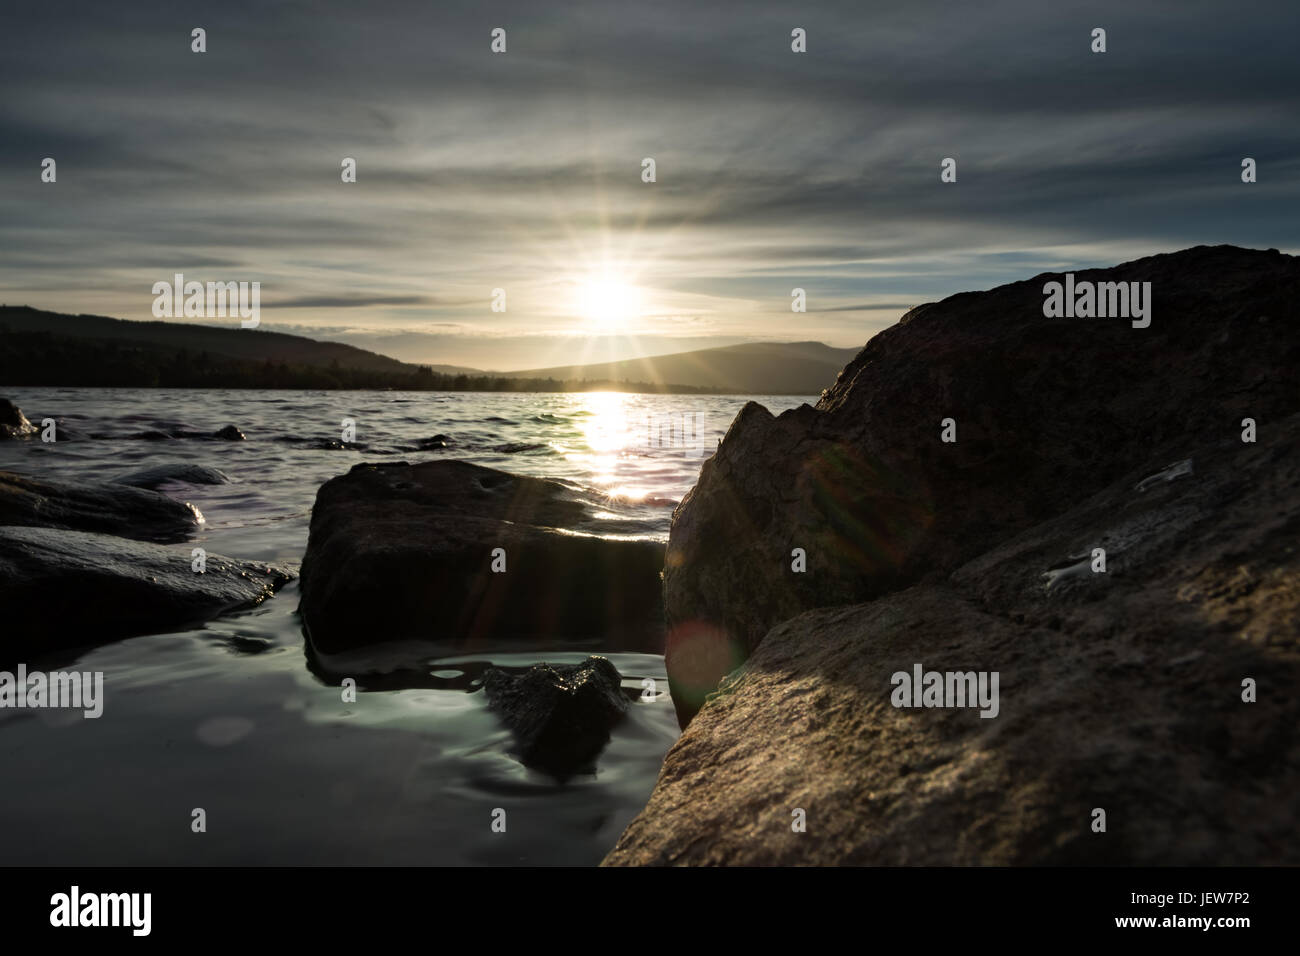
left=0, top=330, right=725, bottom=394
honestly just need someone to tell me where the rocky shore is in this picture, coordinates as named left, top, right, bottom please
left=3, top=244, right=1295, bottom=864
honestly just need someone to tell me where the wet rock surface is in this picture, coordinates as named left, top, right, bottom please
left=125, top=424, right=246, bottom=441
left=0, top=526, right=294, bottom=659
left=484, top=655, right=629, bottom=774
left=664, top=245, right=1300, bottom=723
left=0, top=469, right=204, bottom=542
left=113, top=463, right=232, bottom=490
left=606, top=410, right=1300, bottom=865
left=0, top=398, right=37, bottom=440
left=299, top=460, right=665, bottom=654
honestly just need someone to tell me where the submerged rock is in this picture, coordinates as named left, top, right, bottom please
left=298, top=460, right=665, bottom=654
left=606, top=409, right=1300, bottom=865
left=306, top=438, right=365, bottom=451
left=664, top=245, right=1300, bottom=724
left=0, top=526, right=294, bottom=657
left=484, top=656, right=629, bottom=774
left=0, top=398, right=37, bottom=440
left=0, top=470, right=203, bottom=543
left=126, top=425, right=247, bottom=441
left=114, top=464, right=232, bottom=490
left=45, top=419, right=93, bottom=442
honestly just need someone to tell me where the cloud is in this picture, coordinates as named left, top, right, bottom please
left=1, top=0, right=1296, bottom=367
left=817, top=303, right=921, bottom=313
left=271, top=294, right=441, bottom=309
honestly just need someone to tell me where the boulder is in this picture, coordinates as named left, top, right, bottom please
left=484, top=656, right=629, bottom=774
left=0, top=470, right=204, bottom=543
left=0, top=398, right=36, bottom=440
left=298, top=460, right=665, bottom=654
left=664, top=245, right=1300, bottom=723
left=0, top=526, right=294, bottom=658
left=114, top=464, right=231, bottom=490
left=605, top=410, right=1300, bottom=865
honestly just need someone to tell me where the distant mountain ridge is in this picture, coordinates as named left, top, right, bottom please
left=0, top=306, right=415, bottom=373
left=506, top=341, right=861, bottom=394
left=0, top=306, right=859, bottom=394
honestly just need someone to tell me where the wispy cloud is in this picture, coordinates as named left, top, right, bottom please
left=271, top=294, right=443, bottom=309
left=1, top=0, right=1296, bottom=367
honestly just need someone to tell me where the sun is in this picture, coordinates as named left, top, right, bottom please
left=576, top=276, right=643, bottom=331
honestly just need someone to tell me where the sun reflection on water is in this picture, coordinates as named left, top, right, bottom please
left=540, top=390, right=752, bottom=509
left=580, top=391, right=635, bottom=454
left=568, top=392, right=652, bottom=502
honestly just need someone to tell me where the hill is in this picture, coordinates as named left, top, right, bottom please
left=506, top=341, right=861, bottom=394
left=0, top=307, right=859, bottom=394
left=0, top=306, right=724, bottom=392
left=0, top=306, right=414, bottom=374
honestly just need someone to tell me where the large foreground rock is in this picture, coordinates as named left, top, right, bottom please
left=299, top=461, right=665, bottom=654
left=0, top=470, right=204, bottom=543
left=0, top=527, right=294, bottom=658
left=664, top=245, right=1300, bottom=722
left=606, top=410, right=1300, bottom=865
left=484, top=656, right=629, bottom=775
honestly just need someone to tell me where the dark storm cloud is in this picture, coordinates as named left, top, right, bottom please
left=0, top=0, right=1296, bottom=366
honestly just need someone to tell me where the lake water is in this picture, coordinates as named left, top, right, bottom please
left=0, top=388, right=813, bottom=865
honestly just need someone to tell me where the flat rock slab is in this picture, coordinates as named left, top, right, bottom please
left=605, top=413, right=1300, bottom=865
left=484, top=656, right=629, bottom=775
left=0, top=470, right=204, bottom=543
left=0, top=526, right=294, bottom=658
left=114, top=464, right=232, bottom=490
left=298, top=461, right=665, bottom=654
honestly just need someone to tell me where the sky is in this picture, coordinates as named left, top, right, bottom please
left=1, top=0, right=1297, bottom=370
